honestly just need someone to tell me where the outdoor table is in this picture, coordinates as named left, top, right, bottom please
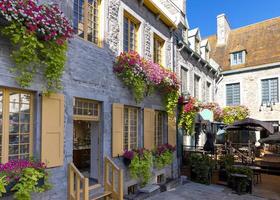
left=249, top=166, right=262, bottom=184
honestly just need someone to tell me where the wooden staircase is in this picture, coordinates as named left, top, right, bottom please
left=68, top=156, right=123, bottom=200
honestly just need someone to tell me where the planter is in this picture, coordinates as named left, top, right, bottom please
left=2, top=177, right=45, bottom=197
left=123, top=157, right=132, bottom=166
left=219, top=169, right=228, bottom=182
left=211, top=170, right=219, bottom=184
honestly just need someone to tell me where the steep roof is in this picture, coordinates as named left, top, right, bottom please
left=208, top=17, right=280, bottom=71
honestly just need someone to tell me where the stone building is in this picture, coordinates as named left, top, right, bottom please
left=209, top=14, right=280, bottom=133
left=0, top=0, right=219, bottom=199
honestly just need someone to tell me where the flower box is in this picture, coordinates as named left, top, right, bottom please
left=123, top=157, right=132, bottom=167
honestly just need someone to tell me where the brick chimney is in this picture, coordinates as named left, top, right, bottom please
left=217, top=14, right=231, bottom=45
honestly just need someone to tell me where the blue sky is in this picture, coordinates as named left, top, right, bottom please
left=187, top=0, right=280, bottom=38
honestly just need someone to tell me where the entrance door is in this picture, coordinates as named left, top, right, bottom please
left=73, top=98, right=101, bottom=182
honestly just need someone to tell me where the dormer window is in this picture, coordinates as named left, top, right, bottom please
left=231, top=51, right=245, bottom=66
left=195, top=38, right=200, bottom=54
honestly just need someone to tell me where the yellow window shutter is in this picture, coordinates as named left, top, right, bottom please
left=168, top=116, right=176, bottom=146
left=112, top=103, right=124, bottom=157
left=41, top=93, right=65, bottom=168
left=144, top=108, right=155, bottom=150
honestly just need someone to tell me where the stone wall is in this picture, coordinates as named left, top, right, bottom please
left=216, top=66, right=280, bottom=124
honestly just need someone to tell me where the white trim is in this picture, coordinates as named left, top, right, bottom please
left=118, top=2, right=145, bottom=56
left=205, top=80, right=213, bottom=102
left=151, top=27, right=168, bottom=68
left=257, top=75, right=280, bottom=107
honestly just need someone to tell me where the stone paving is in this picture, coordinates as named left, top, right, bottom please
left=147, top=182, right=267, bottom=200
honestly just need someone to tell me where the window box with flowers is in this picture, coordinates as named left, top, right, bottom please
left=0, top=159, right=51, bottom=200
left=113, top=51, right=180, bottom=116
left=153, top=144, right=176, bottom=169
left=0, top=0, right=73, bottom=93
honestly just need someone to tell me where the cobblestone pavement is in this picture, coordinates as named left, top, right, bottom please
left=147, top=182, right=268, bottom=200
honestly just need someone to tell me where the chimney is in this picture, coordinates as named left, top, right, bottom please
left=217, top=14, right=231, bottom=45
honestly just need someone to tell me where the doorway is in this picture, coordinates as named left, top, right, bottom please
left=72, top=98, right=101, bottom=183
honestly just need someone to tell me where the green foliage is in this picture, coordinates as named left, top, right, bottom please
left=189, top=153, right=214, bottom=184
left=227, top=166, right=253, bottom=193
left=116, top=69, right=147, bottom=103
left=0, top=175, right=8, bottom=197
left=12, top=168, right=45, bottom=200
left=164, top=91, right=179, bottom=117
left=178, top=111, right=196, bottom=135
left=219, top=154, right=234, bottom=169
left=222, top=106, right=249, bottom=125
left=154, top=151, right=173, bottom=169
left=129, top=151, right=153, bottom=186
left=0, top=22, right=67, bottom=93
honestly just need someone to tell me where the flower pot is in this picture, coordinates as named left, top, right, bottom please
left=2, top=181, right=17, bottom=197
left=37, top=177, right=45, bottom=187
left=123, top=157, right=131, bottom=166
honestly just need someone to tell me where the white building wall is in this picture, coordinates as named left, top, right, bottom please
left=216, top=65, right=280, bottom=123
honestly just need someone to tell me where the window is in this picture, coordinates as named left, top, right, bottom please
left=0, top=89, right=33, bottom=163
left=195, top=38, right=200, bottom=54
left=153, top=34, right=164, bottom=65
left=181, top=67, right=188, bottom=94
left=231, top=51, right=245, bottom=66
left=73, top=98, right=100, bottom=121
left=226, top=83, right=240, bottom=105
left=194, top=75, right=200, bottom=99
left=128, top=184, right=138, bottom=195
left=157, top=174, right=165, bottom=184
left=123, top=12, right=139, bottom=52
left=123, top=107, right=138, bottom=150
left=155, top=111, right=164, bottom=147
left=73, top=0, right=100, bottom=45
left=206, top=82, right=211, bottom=102
left=261, top=78, right=279, bottom=104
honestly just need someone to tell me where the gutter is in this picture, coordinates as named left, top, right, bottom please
left=222, top=62, right=280, bottom=75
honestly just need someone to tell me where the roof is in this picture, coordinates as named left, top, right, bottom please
left=208, top=17, right=280, bottom=71
left=200, top=39, right=208, bottom=48
left=188, top=28, right=199, bottom=37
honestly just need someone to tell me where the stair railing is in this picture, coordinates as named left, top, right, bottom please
left=104, top=156, right=123, bottom=200
left=68, top=163, right=89, bottom=200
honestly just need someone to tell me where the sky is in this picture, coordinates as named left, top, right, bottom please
left=187, top=0, right=280, bottom=38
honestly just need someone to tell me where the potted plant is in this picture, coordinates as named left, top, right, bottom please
left=153, top=144, right=175, bottom=169
left=189, top=153, right=214, bottom=185
left=0, top=159, right=52, bottom=199
left=129, top=148, right=153, bottom=186
left=123, top=150, right=135, bottom=166
left=218, top=154, right=234, bottom=182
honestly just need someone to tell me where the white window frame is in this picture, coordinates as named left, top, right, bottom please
left=230, top=51, right=246, bottom=66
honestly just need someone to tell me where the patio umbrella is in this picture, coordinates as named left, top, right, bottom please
left=232, top=118, right=274, bottom=134
left=225, top=125, right=263, bottom=131
left=258, top=133, right=280, bottom=144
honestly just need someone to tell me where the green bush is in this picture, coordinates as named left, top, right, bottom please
left=189, top=153, right=214, bottom=184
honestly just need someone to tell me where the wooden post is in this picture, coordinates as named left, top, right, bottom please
left=83, top=0, right=89, bottom=40
left=104, top=158, right=109, bottom=191
left=76, top=176, right=80, bottom=200
left=119, top=170, right=123, bottom=200
left=83, top=178, right=89, bottom=200
left=68, top=164, right=74, bottom=200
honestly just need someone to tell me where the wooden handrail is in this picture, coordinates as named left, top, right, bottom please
left=68, top=163, right=89, bottom=200
left=104, top=156, right=123, bottom=200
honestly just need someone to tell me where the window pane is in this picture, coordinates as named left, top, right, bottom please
left=8, top=91, right=32, bottom=160
left=262, top=78, right=279, bottom=103
left=73, top=98, right=99, bottom=118
left=226, top=83, right=240, bottom=106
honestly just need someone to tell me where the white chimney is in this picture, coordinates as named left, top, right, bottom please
left=217, top=14, right=231, bottom=45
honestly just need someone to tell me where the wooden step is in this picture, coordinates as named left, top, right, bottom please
left=80, top=184, right=102, bottom=193
left=90, top=191, right=112, bottom=200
